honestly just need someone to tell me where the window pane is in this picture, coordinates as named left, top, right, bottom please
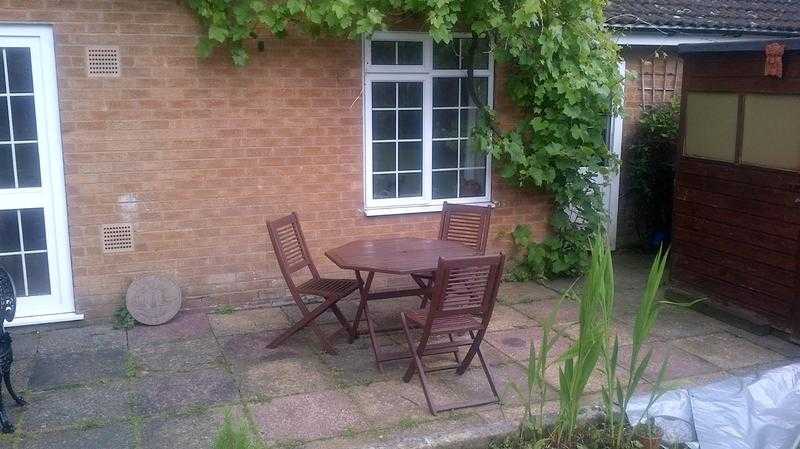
left=433, top=109, right=458, bottom=138
left=398, top=110, right=422, bottom=139
left=433, top=40, right=459, bottom=69
left=371, top=41, right=395, bottom=65
left=433, top=77, right=459, bottom=107
left=398, top=82, right=422, bottom=108
left=372, top=110, right=395, bottom=140
left=6, top=48, right=33, bottom=93
left=0, top=51, right=5, bottom=94
left=0, top=144, right=13, bottom=188
left=25, top=252, right=50, bottom=296
left=397, top=41, right=422, bottom=65
left=461, top=77, right=489, bottom=107
left=460, top=169, right=486, bottom=197
left=433, top=140, right=458, bottom=169
left=741, top=94, right=800, bottom=171
left=15, top=142, right=40, bottom=187
left=372, top=142, right=396, bottom=172
left=11, top=96, right=37, bottom=141
left=460, top=109, right=479, bottom=138
left=0, top=97, right=9, bottom=141
left=398, top=141, right=422, bottom=171
left=0, top=210, right=20, bottom=252
left=0, top=255, right=23, bottom=296
left=21, top=208, right=46, bottom=251
left=373, top=174, right=396, bottom=199
left=398, top=173, right=422, bottom=197
left=372, top=82, right=396, bottom=108
left=462, top=38, right=489, bottom=70
left=460, top=140, right=485, bottom=168
left=683, top=92, right=737, bottom=162
left=433, top=170, right=458, bottom=199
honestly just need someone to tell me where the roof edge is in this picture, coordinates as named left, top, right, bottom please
left=678, top=37, right=800, bottom=54
left=608, top=23, right=800, bottom=37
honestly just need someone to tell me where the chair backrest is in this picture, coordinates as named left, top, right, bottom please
left=428, top=254, right=504, bottom=328
left=438, top=202, right=492, bottom=255
left=267, top=213, right=319, bottom=291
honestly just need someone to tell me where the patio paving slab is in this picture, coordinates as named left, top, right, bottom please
left=27, top=349, right=126, bottom=390
left=36, top=324, right=125, bottom=355
left=252, top=390, right=368, bottom=443
left=220, top=330, right=315, bottom=368
left=127, top=312, right=212, bottom=348
left=346, top=378, right=453, bottom=427
left=617, top=341, right=721, bottom=382
left=642, top=307, right=733, bottom=340
left=498, top=282, right=560, bottom=304
left=511, top=299, right=579, bottom=327
left=18, top=422, right=135, bottom=449
left=209, top=308, right=290, bottom=336
left=129, top=367, right=238, bottom=416
left=484, top=327, right=573, bottom=363
left=17, top=381, right=131, bottom=433
left=7, top=332, right=39, bottom=359
left=131, top=336, right=224, bottom=373
left=447, top=362, right=530, bottom=406
left=673, top=331, right=785, bottom=370
left=140, top=406, right=244, bottom=449
left=486, top=305, right=537, bottom=331
left=236, top=357, right=336, bottom=400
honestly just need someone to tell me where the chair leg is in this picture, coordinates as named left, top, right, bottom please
left=411, top=274, right=432, bottom=309
left=267, top=295, right=338, bottom=354
left=456, top=329, right=487, bottom=375
left=329, top=303, right=355, bottom=343
left=400, top=314, right=437, bottom=415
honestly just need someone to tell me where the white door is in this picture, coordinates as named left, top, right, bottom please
left=0, top=25, right=78, bottom=325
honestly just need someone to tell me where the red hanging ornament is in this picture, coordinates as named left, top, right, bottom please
left=764, top=42, right=785, bottom=78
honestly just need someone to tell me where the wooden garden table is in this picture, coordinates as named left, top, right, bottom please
left=326, top=237, right=475, bottom=370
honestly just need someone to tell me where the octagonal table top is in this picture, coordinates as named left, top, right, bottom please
left=325, top=237, right=476, bottom=275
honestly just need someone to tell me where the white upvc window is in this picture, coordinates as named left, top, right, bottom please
left=363, top=31, right=493, bottom=216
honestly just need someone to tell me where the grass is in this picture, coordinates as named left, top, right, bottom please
left=113, top=305, right=136, bottom=330
left=214, top=304, right=236, bottom=315
left=124, top=354, right=140, bottom=378
left=214, top=411, right=265, bottom=449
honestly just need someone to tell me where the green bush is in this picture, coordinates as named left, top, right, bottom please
left=627, top=101, right=680, bottom=247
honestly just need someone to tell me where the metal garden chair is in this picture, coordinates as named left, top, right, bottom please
left=266, top=213, right=357, bottom=354
left=400, top=253, right=505, bottom=415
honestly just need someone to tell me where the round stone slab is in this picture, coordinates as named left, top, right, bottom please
left=126, top=275, right=182, bottom=326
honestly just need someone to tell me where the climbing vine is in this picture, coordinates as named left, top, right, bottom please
left=185, top=0, right=623, bottom=279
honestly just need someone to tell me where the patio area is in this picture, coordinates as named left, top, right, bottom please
left=0, top=253, right=798, bottom=449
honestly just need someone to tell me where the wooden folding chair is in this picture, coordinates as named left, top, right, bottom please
left=266, top=213, right=357, bottom=354
left=412, top=202, right=492, bottom=307
left=401, top=254, right=505, bottom=415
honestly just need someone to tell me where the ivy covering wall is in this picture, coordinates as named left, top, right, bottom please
left=185, top=0, right=623, bottom=279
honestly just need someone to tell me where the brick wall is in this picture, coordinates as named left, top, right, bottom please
left=0, top=0, right=550, bottom=318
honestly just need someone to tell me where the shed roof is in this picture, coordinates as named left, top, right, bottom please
left=606, top=1, right=800, bottom=36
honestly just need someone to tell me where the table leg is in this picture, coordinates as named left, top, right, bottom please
left=355, top=270, right=386, bottom=372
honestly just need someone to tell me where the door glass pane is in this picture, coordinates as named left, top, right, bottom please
left=397, top=41, right=422, bottom=65
left=433, top=78, right=459, bottom=107
left=6, top=48, right=33, bottom=93
left=0, top=50, right=5, bottom=94
left=0, top=209, right=20, bottom=252
left=460, top=109, right=479, bottom=138
left=460, top=169, right=486, bottom=197
left=397, top=141, right=421, bottom=171
left=397, top=82, right=422, bottom=108
left=461, top=77, right=489, bottom=106
left=0, top=255, right=23, bottom=295
left=460, top=140, right=485, bottom=168
left=462, top=38, right=489, bottom=70
left=371, top=41, right=395, bottom=65
left=397, top=110, right=421, bottom=139
left=10, top=96, right=37, bottom=141
left=372, top=82, right=395, bottom=108
left=15, top=142, right=40, bottom=187
left=21, top=208, right=46, bottom=251
left=0, top=144, right=13, bottom=188
left=0, top=97, right=9, bottom=141
left=372, top=142, right=395, bottom=172
left=433, top=109, right=458, bottom=138
left=373, top=174, right=396, bottom=199
left=433, top=170, right=458, bottom=199
left=24, top=252, right=50, bottom=296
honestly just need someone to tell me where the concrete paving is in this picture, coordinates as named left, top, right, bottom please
left=0, top=253, right=796, bottom=449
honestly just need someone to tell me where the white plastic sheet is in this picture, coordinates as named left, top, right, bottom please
left=627, top=362, right=800, bottom=449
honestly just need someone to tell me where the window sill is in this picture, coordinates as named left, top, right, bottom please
left=362, top=201, right=495, bottom=217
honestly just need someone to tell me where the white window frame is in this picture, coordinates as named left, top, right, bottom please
left=363, top=31, right=494, bottom=216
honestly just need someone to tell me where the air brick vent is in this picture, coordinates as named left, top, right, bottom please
left=86, top=46, right=120, bottom=78
left=102, top=223, right=133, bottom=253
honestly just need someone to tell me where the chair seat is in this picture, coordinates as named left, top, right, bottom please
left=297, top=278, right=359, bottom=299
left=405, top=309, right=483, bottom=334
